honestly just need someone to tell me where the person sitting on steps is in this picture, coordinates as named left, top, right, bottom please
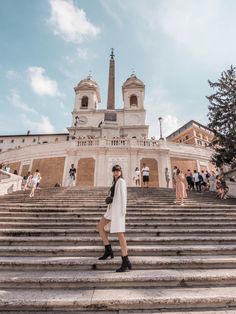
left=96, top=164, right=132, bottom=272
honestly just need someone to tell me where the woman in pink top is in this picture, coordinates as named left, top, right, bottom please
left=174, top=168, right=187, bottom=206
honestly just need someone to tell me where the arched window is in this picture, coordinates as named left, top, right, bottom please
left=130, top=95, right=138, bottom=107
left=81, top=96, right=88, bottom=109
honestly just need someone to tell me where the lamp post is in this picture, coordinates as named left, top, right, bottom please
left=158, top=117, right=164, bottom=140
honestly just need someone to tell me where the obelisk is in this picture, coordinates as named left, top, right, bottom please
left=105, top=48, right=117, bottom=121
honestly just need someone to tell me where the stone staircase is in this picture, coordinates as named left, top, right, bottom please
left=0, top=186, right=236, bottom=313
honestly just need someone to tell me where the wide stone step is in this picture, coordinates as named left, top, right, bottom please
left=2, top=221, right=236, bottom=229
left=1, top=219, right=236, bottom=229
left=1, top=286, right=236, bottom=311
left=0, top=269, right=236, bottom=289
left=1, top=255, right=236, bottom=271
left=0, top=236, right=235, bottom=246
left=1, top=227, right=236, bottom=237
left=1, top=245, right=236, bottom=257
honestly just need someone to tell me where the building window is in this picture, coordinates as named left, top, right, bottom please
left=130, top=95, right=138, bottom=107
left=0, top=140, right=3, bottom=144
left=33, top=138, right=36, bottom=143
left=11, top=139, right=14, bottom=143
left=81, top=96, right=89, bottom=109
left=0, top=149, right=2, bottom=152
left=22, top=139, right=25, bottom=143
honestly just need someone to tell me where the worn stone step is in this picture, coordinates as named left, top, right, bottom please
left=1, top=286, right=236, bottom=311
left=1, top=227, right=236, bottom=237
left=1, top=220, right=236, bottom=230
left=1, top=255, right=236, bottom=271
left=0, top=236, right=235, bottom=246
left=1, top=244, right=236, bottom=257
left=2, top=221, right=236, bottom=230
left=1, top=310, right=234, bottom=314
left=0, top=269, right=236, bottom=289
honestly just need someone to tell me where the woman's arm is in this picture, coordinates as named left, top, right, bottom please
left=119, top=179, right=127, bottom=215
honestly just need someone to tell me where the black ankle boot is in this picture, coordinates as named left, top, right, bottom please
left=116, top=255, right=132, bottom=272
left=98, top=244, right=114, bottom=260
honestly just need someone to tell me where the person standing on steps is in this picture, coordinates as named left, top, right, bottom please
left=133, top=167, right=141, bottom=187
left=141, top=163, right=150, bottom=187
left=165, top=167, right=170, bottom=188
left=172, top=166, right=178, bottom=187
left=29, top=169, right=41, bottom=198
left=174, top=168, right=187, bottom=206
left=68, top=164, right=76, bottom=186
left=96, top=164, right=132, bottom=272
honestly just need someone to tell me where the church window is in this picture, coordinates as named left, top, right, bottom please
left=130, top=95, right=138, bottom=107
left=0, top=140, right=3, bottom=143
left=81, top=96, right=89, bottom=109
left=11, top=139, right=14, bottom=143
left=22, top=139, right=25, bottom=143
left=33, top=138, right=36, bottom=143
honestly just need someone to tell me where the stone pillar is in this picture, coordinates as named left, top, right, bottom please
left=157, top=141, right=171, bottom=188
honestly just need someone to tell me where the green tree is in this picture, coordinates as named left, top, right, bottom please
left=206, top=65, right=236, bottom=168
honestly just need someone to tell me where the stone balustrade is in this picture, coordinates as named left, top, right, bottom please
left=0, top=170, right=22, bottom=196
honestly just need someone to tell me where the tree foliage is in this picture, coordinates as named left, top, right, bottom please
left=207, top=65, right=236, bottom=168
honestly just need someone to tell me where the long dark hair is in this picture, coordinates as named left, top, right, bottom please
left=112, top=164, right=123, bottom=183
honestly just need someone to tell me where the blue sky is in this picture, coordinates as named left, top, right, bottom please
left=1, top=0, right=236, bottom=138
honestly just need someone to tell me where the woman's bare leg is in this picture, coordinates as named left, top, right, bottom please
left=96, top=217, right=110, bottom=245
left=30, top=187, right=35, bottom=197
left=117, top=232, right=128, bottom=256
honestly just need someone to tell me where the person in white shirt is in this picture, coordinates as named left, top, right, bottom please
left=133, top=167, right=141, bottom=187
left=165, top=167, right=170, bottom=188
left=141, top=163, right=150, bottom=187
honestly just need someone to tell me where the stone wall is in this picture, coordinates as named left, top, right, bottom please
left=21, top=164, right=30, bottom=177
left=170, top=158, right=198, bottom=174
left=8, top=162, right=21, bottom=174
left=140, top=158, right=159, bottom=187
left=31, top=157, right=65, bottom=188
left=76, top=158, right=95, bottom=186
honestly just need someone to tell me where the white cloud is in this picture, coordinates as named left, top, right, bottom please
left=65, top=47, right=97, bottom=65
left=24, top=115, right=55, bottom=133
left=100, top=0, right=123, bottom=27
left=146, top=85, right=181, bottom=138
left=27, top=66, right=61, bottom=96
left=127, top=0, right=236, bottom=65
left=48, top=0, right=100, bottom=43
left=7, top=89, right=37, bottom=113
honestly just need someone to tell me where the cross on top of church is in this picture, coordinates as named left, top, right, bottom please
left=110, top=48, right=115, bottom=59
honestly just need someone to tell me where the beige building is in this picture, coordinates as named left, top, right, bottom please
left=0, top=51, right=215, bottom=187
left=166, top=120, right=214, bottom=147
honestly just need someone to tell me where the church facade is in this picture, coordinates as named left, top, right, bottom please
left=0, top=51, right=214, bottom=188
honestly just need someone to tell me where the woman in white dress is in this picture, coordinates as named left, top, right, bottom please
left=133, top=167, right=141, bottom=187
left=96, top=165, right=132, bottom=272
left=29, top=169, right=41, bottom=197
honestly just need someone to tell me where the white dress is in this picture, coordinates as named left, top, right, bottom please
left=104, top=178, right=127, bottom=233
left=134, top=170, right=141, bottom=180
left=31, top=174, right=40, bottom=188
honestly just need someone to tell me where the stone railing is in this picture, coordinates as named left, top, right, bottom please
left=0, top=170, right=22, bottom=196
left=226, top=181, right=236, bottom=198
left=76, top=138, right=160, bottom=148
